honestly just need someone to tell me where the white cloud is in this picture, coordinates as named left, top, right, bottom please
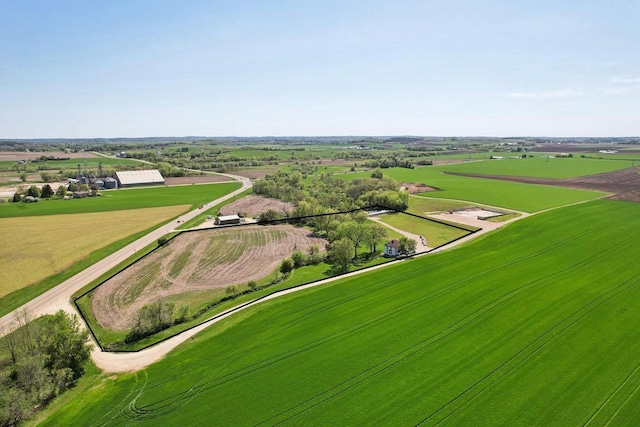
left=609, top=77, right=640, bottom=83
left=507, top=89, right=584, bottom=99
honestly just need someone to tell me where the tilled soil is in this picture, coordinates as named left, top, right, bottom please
left=91, top=224, right=326, bottom=330
left=219, top=195, right=294, bottom=216
left=444, top=167, right=640, bottom=202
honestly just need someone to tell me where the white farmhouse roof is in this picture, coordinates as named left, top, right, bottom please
left=218, top=214, right=240, bottom=222
left=115, top=170, right=165, bottom=186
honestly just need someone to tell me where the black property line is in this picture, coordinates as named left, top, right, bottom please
left=74, top=205, right=478, bottom=353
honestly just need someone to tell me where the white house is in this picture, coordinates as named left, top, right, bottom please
left=384, top=239, right=399, bottom=257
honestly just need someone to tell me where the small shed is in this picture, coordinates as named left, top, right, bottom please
left=215, top=214, right=241, bottom=226
left=384, top=239, right=399, bottom=257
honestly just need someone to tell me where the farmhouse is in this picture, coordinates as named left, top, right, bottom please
left=215, top=214, right=241, bottom=226
left=115, top=170, right=165, bottom=188
left=384, top=239, right=399, bottom=257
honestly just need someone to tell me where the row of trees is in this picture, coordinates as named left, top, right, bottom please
left=125, top=301, right=189, bottom=344
left=11, top=184, right=70, bottom=202
left=0, top=310, right=92, bottom=426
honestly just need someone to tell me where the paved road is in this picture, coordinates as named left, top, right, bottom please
left=0, top=174, right=252, bottom=333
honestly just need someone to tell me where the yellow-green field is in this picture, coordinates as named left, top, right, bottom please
left=0, top=205, right=189, bottom=298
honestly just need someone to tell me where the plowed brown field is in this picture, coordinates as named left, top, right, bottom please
left=218, top=195, right=294, bottom=216
left=91, top=224, right=326, bottom=330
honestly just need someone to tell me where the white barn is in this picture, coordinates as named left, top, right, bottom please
left=115, top=170, right=165, bottom=187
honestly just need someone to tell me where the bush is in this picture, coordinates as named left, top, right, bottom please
left=158, top=236, right=168, bottom=246
left=291, top=250, right=306, bottom=268
left=280, top=258, right=294, bottom=275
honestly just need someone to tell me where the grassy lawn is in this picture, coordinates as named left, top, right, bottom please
left=407, top=195, right=477, bottom=215
left=375, top=212, right=472, bottom=247
left=39, top=199, right=640, bottom=425
left=0, top=182, right=241, bottom=217
left=439, top=156, right=634, bottom=178
left=342, top=167, right=605, bottom=212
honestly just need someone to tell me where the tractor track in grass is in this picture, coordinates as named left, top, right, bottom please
left=418, top=271, right=640, bottom=426
left=250, top=234, right=639, bottom=426
left=108, top=219, right=636, bottom=424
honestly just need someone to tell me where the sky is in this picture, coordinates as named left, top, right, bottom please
left=1, top=0, right=639, bottom=138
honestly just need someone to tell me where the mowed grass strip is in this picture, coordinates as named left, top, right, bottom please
left=0, top=205, right=188, bottom=298
left=39, top=200, right=640, bottom=426
left=0, top=182, right=241, bottom=218
left=342, top=167, right=605, bottom=212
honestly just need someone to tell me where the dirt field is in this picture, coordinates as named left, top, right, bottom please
left=445, top=167, right=640, bottom=202
left=0, top=151, right=98, bottom=161
left=91, top=224, right=327, bottom=330
left=164, top=175, right=231, bottom=185
left=219, top=195, right=294, bottom=216
left=400, top=182, right=439, bottom=194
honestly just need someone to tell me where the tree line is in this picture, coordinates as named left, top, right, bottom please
left=0, top=310, right=92, bottom=426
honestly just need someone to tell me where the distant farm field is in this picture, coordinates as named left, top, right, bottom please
left=439, top=157, right=633, bottom=178
left=0, top=206, right=189, bottom=298
left=41, top=200, right=640, bottom=425
left=344, top=167, right=605, bottom=212
left=0, top=182, right=241, bottom=218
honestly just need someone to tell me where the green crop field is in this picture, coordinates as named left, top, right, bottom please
left=0, top=182, right=241, bottom=218
left=39, top=199, right=640, bottom=425
left=343, top=167, right=605, bottom=212
left=439, top=157, right=633, bottom=178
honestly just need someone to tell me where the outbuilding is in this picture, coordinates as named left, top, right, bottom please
left=215, top=214, right=241, bottom=226
left=115, top=170, right=165, bottom=188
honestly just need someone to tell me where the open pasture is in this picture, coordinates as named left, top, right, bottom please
left=0, top=205, right=188, bottom=299
left=343, top=167, right=605, bottom=212
left=42, top=199, right=640, bottom=425
left=90, top=224, right=327, bottom=331
left=0, top=182, right=241, bottom=218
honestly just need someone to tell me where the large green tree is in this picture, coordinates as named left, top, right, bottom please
left=329, top=238, right=354, bottom=271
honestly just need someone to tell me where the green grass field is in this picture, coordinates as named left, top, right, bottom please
left=0, top=182, right=241, bottom=217
left=374, top=213, right=472, bottom=247
left=439, top=156, right=633, bottom=178
left=38, top=199, right=640, bottom=425
left=344, top=167, right=605, bottom=212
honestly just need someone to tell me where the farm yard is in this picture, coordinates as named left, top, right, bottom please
left=39, top=199, right=640, bottom=426
left=218, top=194, right=294, bottom=217
left=90, top=224, right=327, bottom=331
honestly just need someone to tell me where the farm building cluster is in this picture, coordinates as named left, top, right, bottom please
left=67, top=169, right=165, bottom=192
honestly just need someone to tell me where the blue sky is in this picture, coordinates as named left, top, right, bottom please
left=1, top=0, right=638, bottom=137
